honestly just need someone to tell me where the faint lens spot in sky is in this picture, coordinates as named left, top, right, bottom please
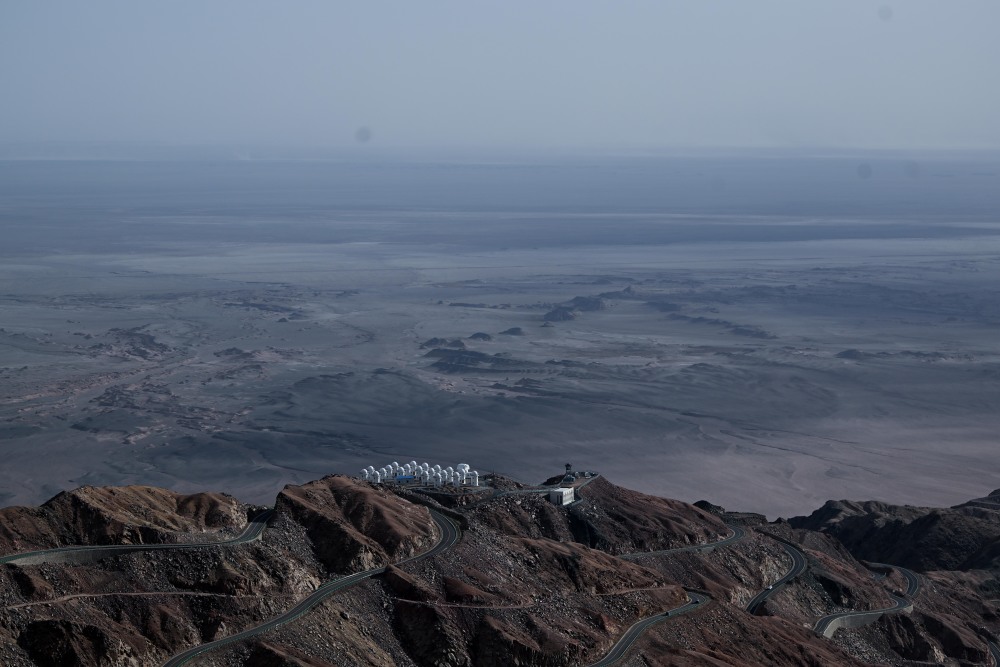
left=903, top=160, right=922, bottom=178
left=878, top=5, right=893, bottom=21
left=857, top=163, right=873, bottom=180
left=355, top=126, right=372, bottom=143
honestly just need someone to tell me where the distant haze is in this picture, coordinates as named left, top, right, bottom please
left=2, top=1, right=999, bottom=151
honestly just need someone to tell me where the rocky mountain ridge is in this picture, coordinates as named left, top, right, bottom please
left=0, top=475, right=998, bottom=666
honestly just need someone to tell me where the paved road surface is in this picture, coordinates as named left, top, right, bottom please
left=587, top=592, right=709, bottom=667
left=621, top=525, right=746, bottom=560
left=812, top=562, right=919, bottom=638
left=813, top=593, right=910, bottom=637
left=745, top=542, right=808, bottom=614
left=868, top=562, right=920, bottom=598
left=161, top=509, right=459, bottom=667
left=0, top=510, right=274, bottom=566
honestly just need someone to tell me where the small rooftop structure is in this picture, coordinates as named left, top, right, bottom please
left=549, top=487, right=575, bottom=506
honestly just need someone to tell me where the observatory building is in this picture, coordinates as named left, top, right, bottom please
left=547, top=462, right=590, bottom=505
left=548, top=487, right=575, bottom=505
left=358, top=460, right=481, bottom=489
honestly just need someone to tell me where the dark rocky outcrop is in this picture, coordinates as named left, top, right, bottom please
left=420, top=337, right=466, bottom=349
left=17, top=620, right=142, bottom=667
left=543, top=307, right=578, bottom=322
left=789, top=498, right=1000, bottom=571
left=423, top=348, right=538, bottom=374
left=566, top=296, right=607, bottom=312
left=542, top=296, right=609, bottom=323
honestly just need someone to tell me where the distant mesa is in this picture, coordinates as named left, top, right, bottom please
left=214, top=347, right=254, bottom=360
left=423, top=348, right=535, bottom=373
left=667, top=313, right=776, bottom=339
left=448, top=302, right=512, bottom=310
left=421, top=337, right=447, bottom=348
left=87, top=326, right=172, bottom=361
left=543, top=307, right=577, bottom=322
left=599, top=284, right=638, bottom=299
left=467, top=332, right=492, bottom=341
left=542, top=296, right=608, bottom=322
left=836, top=349, right=958, bottom=362
left=566, top=296, right=607, bottom=312
left=498, top=327, right=524, bottom=336
left=420, top=337, right=466, bottom=349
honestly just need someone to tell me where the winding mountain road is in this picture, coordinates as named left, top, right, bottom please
left=813, top=593, right=911, bottom=638
left=7, top=476, right=945, bottom=664
left=0, top=510, right=274, bottom=566
left=621, top=525, right=746, bottom=560
left=583, top=523, right=745, bottom=665
left=870, top=562, right=920, bottom=598
left=745, top=542, right=808, bottom=614
left=586, top=591, right=709, bottom=667
left=161, top=509, right=460, bottom=667
left=812, top=563, right=919, bottom=638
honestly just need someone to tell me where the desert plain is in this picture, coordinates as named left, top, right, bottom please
left=2, top=154, right=999, bottom=517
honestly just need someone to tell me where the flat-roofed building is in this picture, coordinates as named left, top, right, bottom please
left=548, top=487, right=575, bottom=506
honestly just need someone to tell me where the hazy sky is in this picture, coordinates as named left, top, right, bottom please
left=2, top=1, right=998, bottom=151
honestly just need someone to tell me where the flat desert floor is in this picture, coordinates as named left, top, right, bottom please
left=2, top=156, right=999, bottom=517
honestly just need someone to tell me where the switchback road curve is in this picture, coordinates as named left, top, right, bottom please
left=868, top=562, right=920, bottom=598
left=745, top=541, right=808, bottom=614
left=620, top=525, right=746, bottom=560
left=813, top=563, right=919, bottom=638
left=587, top=591, right=709, bottom=667
left=0, top=509, right=274, bottom=566
left=813, top=593, right=911, bottom=638
left=584, top=525, right=744, bottom=666
left=161, top=509, right=460, bottom=667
